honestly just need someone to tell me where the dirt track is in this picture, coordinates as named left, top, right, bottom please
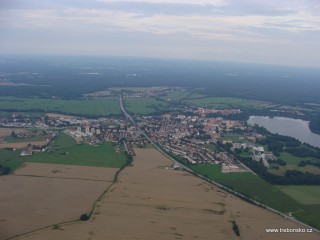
left=12, top=148, right=320, bottom=240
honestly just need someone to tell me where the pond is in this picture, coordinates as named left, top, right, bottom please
left=247, top=116, right=320, bottom=148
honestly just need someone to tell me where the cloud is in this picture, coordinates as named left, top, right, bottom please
left=1, top=0, right=320, bottom=67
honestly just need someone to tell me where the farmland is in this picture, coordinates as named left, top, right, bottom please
left=12, top=148, right=320, bottom=240
left=0, top=164, right=117, bottom=240
left=183, top=97, right=272, bottom=109
left=0, top=96, right=121, bottom=116
left=124, top=96, right=175, bottom=115
left=190, top=164, right=320, bottom=229
left=0, top=133, right=128, bottom=172
left=277, top=185, right=320, bottom=205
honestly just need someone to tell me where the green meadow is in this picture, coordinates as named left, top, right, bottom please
left=0, top=133, right=128, bottom=171
left=0, top=96, right=121, bottom=116
left=190, top=164, right=320, bottom=229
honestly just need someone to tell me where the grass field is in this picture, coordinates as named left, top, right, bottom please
left=0, top=96, right=121, bottom=116
left=277, top=185, right=320, bottom=205
left=269, top=164, right=320, bottom=175
left=279, top=152, right=305, bottom=165
left=183, top=97, right=271, bottom=109
left=0, top=133, right=128, bottom=172
left=190, top=164, right=320, bottom=229
left=124, top=96, right=174, bottom=115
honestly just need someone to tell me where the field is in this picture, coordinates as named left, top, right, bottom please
left=0, top=140, right=49, bottom=149
left=0, top=133, right=128, bottom=172
left=277, top=185, right=320, bottom=205
left=268, top=152, right=320, bottom=175
left=190, top=164, right=320, bottom=229
left=160, top=90, right=206, bottom=102
left=110, top=86, right=170, bottom=92
left=0, top=128, right=28, bottom=137
left=269, top=164, right=320, bottom=175
left=13, top=149, right=320, bottom=240
left=0, top=164, right=117, bottom=240
left=124, top=96, right=174, bottom=115
left=183, top=97, right=271, bottom=109
left=0, top=97, right=121, bottom=116
left=279, top=152, right=306, bottom=165
left=4, top=135, right=47, bottom=143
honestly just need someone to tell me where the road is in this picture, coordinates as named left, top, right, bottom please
left=118, top=94, right=319, bottom=233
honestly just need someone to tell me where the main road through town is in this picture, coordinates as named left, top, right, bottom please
left=118, top=94, right=319, bottom=233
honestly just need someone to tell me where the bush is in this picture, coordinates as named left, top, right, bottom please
left=80, top=213, right=89, bottom=221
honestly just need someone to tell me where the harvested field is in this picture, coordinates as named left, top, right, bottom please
left=0, top=163, right=118, bottom=240
left=13, top=149, right=320, bottom=240
left=0, top=140, right=49, bottom=149
left=0, top=128, right=27, bottom=137
left=14, top=163, right=118, bottom=182
left=45, top=113, right=80, bottom=118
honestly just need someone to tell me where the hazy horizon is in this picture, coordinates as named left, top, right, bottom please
left=1, top=0, right=320, bottom=68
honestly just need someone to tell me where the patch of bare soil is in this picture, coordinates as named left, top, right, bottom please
left=9, top=149, right=320, bottom=240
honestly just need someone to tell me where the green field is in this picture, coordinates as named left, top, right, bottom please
left=277, top=185, right=320, bottom=205
left=183, top=97, right=271, bottom=109
left=124, top=97, right=174, bottom=115
left=0, top=133, right=128, bottom=171
left=0, top=97, right=121, bottom=116
left=190, top=164, right=320, bottom=229
left=160, top=90, right=206, bottom=101
left=279, top=152, right=305, bottom=165
left=269, top=164, right=320, bottom=176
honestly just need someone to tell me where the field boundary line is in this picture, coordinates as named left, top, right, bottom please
left=6, top=158, right=131, bottom=240
left=12, top=173, right=113, bottom=182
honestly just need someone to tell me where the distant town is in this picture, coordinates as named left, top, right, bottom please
left=0, top=98, right=277, bottom=174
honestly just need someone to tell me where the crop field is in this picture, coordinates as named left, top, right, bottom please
left=183, top=97, right=271, bottom=109
left=277, top=185, right=320, bottom=205
left=0, top=164, right=117, bottom=240
left=0, top=128, right=28, bottom=137
left=190, top=164, right=320, bottom=229
left=0, top=96, right=121, bottom=116
left=0, top=133, right=128, bottom=172
left=160, top=90, right=206, bottom=101
left=124, top=96, right=174, bottom=115
left=4, top=135, right=47, bottom=143
left=13, top=148, right=320, bottom=240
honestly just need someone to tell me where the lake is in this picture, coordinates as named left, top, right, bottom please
left=247, top=116, right=320, bottom=148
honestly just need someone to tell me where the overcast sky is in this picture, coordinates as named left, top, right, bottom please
left=1, top=0, right=320, bottom=67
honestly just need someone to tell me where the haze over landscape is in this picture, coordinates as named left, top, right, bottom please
left=1, top=1, right=320, bottom=240
left=1, top=0, right=320, bottom=67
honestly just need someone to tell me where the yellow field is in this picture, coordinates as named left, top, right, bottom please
left=0, top=163, right=118, bottom=240
left=12, top=149, right=320, bottom=240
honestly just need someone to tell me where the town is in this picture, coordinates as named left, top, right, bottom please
left=0, top=105, right=277, bottom=173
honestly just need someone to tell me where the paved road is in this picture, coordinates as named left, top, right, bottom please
left=118, top=94, right=319, bottom=233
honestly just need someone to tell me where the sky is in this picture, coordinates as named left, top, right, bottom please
left=0, top=0, right=320, bottom=67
